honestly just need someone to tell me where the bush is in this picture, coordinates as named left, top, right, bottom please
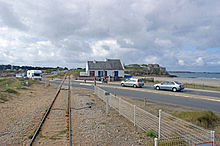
left=175, top=110, right=219, bottom=128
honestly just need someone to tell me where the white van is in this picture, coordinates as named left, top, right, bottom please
left=27, top=70, right=42, bottom=80
left=121, top=78, right=144, bottom=88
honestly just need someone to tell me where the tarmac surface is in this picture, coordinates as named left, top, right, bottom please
left=49, top=79, right=220, bottom=113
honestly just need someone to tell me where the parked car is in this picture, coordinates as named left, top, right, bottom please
left=154, top=81, right=184, bottom=92
left=121, top=78, right=144, bottom=88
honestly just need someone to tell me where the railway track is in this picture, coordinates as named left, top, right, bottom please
left=28, top=72, right=72, bottom=146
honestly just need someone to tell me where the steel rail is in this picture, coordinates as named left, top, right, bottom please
left=68, top=74, right=72, bottom=146
left=28, top=72, right=68, bottom=146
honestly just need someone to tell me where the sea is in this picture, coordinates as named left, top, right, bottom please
left=168, top=72, right=220, bottom=80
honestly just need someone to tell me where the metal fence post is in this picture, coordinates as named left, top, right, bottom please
left=119, top=98, right=121, bottom=115
left=144, top=97, right=147, bottom=106
left=106, top=94, right=108, bottom=114
left=134, top=105, right=136, bottom=126
left=109, top=94, right=111, bottom=107
left=154, top=138, right=158, bottom=146
left=211, top=131, right=215, bottom=145
left=158, top=109, right=162, bottom=139
left=94, top=86, right=96, bottom=95
left=105, top=92, right=110, bottom=114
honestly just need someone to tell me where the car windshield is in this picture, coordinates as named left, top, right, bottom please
left=174, top=81, right=182, bottom=85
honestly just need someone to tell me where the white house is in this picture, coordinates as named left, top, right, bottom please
left=86, top=59, right=124, bottom=78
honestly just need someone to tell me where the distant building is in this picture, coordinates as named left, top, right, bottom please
left=85, top=59, right=124, bottom=77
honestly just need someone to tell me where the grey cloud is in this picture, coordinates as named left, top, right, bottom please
left=0, top=0, right=220, bottom=71
left=0, top=1, right=26, bottom=30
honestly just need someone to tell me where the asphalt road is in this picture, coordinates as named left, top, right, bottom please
left=75, top=80, right=220, bottom=98
left=50, top=80, right=220, bottom=113
left=101, top=86, right=220, bottom=113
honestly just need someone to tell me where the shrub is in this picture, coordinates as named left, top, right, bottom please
left=176, top=110, right=219, bottom=128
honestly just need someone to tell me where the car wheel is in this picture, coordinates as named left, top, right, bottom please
left=121, top=83, right=125, bottom=87
left=172, top=87, right=177, bottom=92
left=156, top=86, right=160, bottom=90
left=133, top=84, right=137, bottom=88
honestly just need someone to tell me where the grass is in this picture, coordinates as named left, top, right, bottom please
left=53, top=72, right=66, bottom=79
left=175, top=110, right=220, bottom=128
left=99, top=122, right=106, bottom=125
left=65, top=111, right=69, bottom=117
left=70, top=69, right=85, bottom=79
left=184, top=83, right=220, bottom=91
left=59, top=129, right=68, bottom=135
left=0, top=77, right=41, bottom=103
left=0, top=78, right=7, bottom=83
left=0, top=93, right=9, bottom=103
left=145, top=129, right=157, bottom=138
left=49, top=129, right=68, bottom=140
left=4, top=88, right=18, bottom=94
left=28, top=128, right=37, bottom=139
left=157, top=137, right=188, bottom=146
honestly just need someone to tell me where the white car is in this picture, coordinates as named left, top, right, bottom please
left=121, top=78, right=144, bottom=88
left=154, top=81, right=184, bottom=92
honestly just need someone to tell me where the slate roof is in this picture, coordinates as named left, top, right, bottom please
left=87, top=59, right=124, bottom=70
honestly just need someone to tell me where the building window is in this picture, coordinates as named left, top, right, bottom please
left=98, top=71, right=103, bottom=77
left=114, top=71, right=118, bottom=77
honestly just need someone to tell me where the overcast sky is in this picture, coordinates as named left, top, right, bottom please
left=0, top=0, right=220, bottom=71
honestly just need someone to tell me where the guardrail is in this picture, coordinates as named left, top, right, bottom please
left=94, top=86, right=215, bottom=146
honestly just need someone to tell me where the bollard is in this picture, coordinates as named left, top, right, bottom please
left=105, top=92, right=110, bottom=114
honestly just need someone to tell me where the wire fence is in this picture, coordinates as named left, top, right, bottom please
left=146, top=137, right=189, bottom=146
left=94, top=86, right=215, bottom=146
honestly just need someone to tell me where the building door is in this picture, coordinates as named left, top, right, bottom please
left=105, top=71, right=107, bottom=77
left=114, top=71, right=118, bottom=77
left=90, top=71, right=95, bottom=76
